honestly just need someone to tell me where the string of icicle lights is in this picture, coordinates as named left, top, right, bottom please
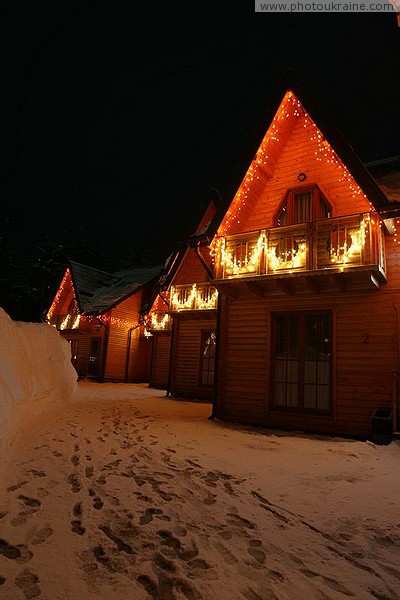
left=211, top=90, right=376, bottom=258
left=390, top=219, right=400, bottom=245
left=47, top=269, right=71, bottom=320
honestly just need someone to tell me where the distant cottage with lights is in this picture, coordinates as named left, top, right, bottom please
left=46, top=262, right=162, bottom=382
left=146, top=196, right=220, bottom=400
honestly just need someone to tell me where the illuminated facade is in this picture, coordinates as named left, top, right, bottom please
left=46, top=262, right=163, bottom=382
left=46, top=72, right=400, bottom=440
left=205, top=71, right=399, bottom=438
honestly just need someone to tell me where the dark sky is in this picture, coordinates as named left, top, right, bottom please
left=1, top=5, right=399, bottom=314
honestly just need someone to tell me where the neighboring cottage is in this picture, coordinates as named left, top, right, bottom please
left=146, top=196, right=220, bottom=400
left=46, top=261, right=162, bottom=382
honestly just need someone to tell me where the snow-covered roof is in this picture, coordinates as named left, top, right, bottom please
left=69, top=261, right=163, bottom=314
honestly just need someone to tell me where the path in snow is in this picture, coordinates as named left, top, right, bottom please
left=1, top=382, right=400, bottom=599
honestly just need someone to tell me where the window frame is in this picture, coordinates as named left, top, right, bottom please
left=199, top=330, right=216, bottom=387
left=274, top=184, right=332, bottom=227
left=270, top=310, right=333, bottom=415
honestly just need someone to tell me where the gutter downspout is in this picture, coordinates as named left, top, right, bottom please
left=209, top=291, right=221, bottom=420
left=194, top=239, right=214, bottom=280
left=96, top=316, right=109, bottom=383
left=159, top=291, right=170, bottom=308
left=165, top=317, right=176, bottom=398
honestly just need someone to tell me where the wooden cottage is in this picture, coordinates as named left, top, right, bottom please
left=46, top=261, right=162, bottom=382
left=146, top=197, right=221, bottom=400
left=206, top=71, right=400, bottom=438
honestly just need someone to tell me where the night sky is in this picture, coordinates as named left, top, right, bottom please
left=1, top=5, right=399, bottom=320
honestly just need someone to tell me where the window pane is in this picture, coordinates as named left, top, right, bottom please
left=287, top=361, right=298, bottom=383
left=200, top=331, right=216, bottom=386
left=317, top=386, right=330, bottom=410
left=304, top=384, right=316, bottom=408
left=294, top=192, right=312, bottom=223
left=318, top=362, right=330, bottom=385
left=287, top=316, right=298, bottom=358
left=275, top=359, right=285, bottom=381
left=274, top=383, right=286, bottom=406
left=305, top=314, right=317, bottom=359
left=319, top=195, right=330, bottom=219
left=304, top=361, right=316, bottom=384
left=287, top=384, right=298, bottom=407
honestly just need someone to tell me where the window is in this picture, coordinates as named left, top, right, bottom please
left=69, top=339, right=79, bottom=369
left=87, top=337, right=101, bottom=376
left=271, top=311, right=332, bottom=413
left=199, top=331, right=216, bottom=386
left=275, top=185, right=331, bottom=226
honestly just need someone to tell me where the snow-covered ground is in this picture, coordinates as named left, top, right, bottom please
left=1, top=381, right=400, bottom=600
left=1, top=308, right=399, bottom=599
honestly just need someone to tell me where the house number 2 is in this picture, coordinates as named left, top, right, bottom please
left=363, top=332, right=370, bottom=344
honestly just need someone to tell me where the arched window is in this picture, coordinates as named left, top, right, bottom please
left=275, top=185, right=331, bottom=226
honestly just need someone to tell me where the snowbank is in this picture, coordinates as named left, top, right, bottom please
left=0, top=307, right=77, bottom=466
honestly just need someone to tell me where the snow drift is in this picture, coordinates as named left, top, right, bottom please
left=0, top=307, right=77, bottom=466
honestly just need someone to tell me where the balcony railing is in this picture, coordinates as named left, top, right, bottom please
left=170, top=283, right=218, bottom=312
left=214, top=212, right=385, bottom=280
left=48, top=313, right=81, bottom=330
left=148, top=311, right=172, bottom=331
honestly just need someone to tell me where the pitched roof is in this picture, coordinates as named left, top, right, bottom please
left=207, top=69, right=399, bottom=237
left=152, top=189, right=223, bottom=295
left=270, top=69, right=392, bottom=212
left=69, top=261, right=163, bottom=314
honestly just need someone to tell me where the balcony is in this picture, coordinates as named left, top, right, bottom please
left=213, top=212, right=386, bottom=291
left=170, top=283, right=218, bottom=312
left=48, top=313, right=81, bottom=330
left=147, top=311, right=172, bottom=331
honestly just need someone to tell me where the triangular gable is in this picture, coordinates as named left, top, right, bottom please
left=214, top=70, right=391, bottom=240
left=145, top=199, right=219, bottom=318
left=46, top=268, right=76, bottom=321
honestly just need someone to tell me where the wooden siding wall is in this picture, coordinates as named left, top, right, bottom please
left=216, top=234, right=400, bottom=437
left=173, top=248, right=212, bottom=285
left=149, top=333, right=171, bottom=389
left=170, top=316, right=216, bottom=402
left=152, top=294, right=169, bottom=312
left=104, top=291, right=144, bottom=382
left=62, top=332, right=92, bottom=377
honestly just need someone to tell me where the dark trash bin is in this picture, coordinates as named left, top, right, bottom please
left=371, top=408, right=393, bottom=445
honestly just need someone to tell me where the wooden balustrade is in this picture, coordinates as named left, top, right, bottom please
left=214, top=212, right=385, bottom=281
